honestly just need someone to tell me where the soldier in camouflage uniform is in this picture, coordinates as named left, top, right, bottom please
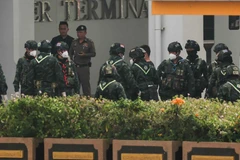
left=98, top=43, right=139, bottom=100
left=206, top=43, right=228, bottom=98
left=185, top=40, right=208, bottom=98
left=208, top=49, right=236, bottom=98
left=95, top=64, right=126, bottom=100
left=218, top=65, right=240, bottom=102
left=129, top=47, right=159, bottom=101
left=13, top=40, right=38, bottom=96
left=27, top=40, right=66, bottom=97
left=157, top=41, right=195, bottom=100
left=55, top=41, right=80, bottom=96
left=0, top=64, right=8, bottom=104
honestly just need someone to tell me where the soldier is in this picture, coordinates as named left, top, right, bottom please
left=140, top=44, right=155, bottom=67
left=13, top=40, right=38, bottom=96
left=129, top=47, right=159, bottom=101
left=208, top=43, right=228, bottom=78
left=206, top=43, right=229, bottom=98
left=208, top=49, right=236, bottom=97
left=69, top=25, right=96, bottom=96
left=218, top=65, right=240, bottom=102
left=27, top=40, right=66, bottom=97
left=95, top=64, right=126, bottom=101
left=185, top=40, right=208, bottom=98
left=157, top=41, right=195, bottom=100
left=98, top=43, right=139, bottom=100
left=55, top=42, right=80, bottom=96
left=51, top=21, right=74, bottom=56
left=0, top=64, right=8, bottom=104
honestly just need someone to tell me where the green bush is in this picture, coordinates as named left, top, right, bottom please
left=0, top=95, right=240, bottom=142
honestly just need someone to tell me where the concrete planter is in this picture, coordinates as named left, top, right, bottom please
left=0, top=137, right=43, bottom=160
left=44, top=138, right=112, bottom=160
left=113, top=140, right=182, bottom=160
left=183, top=141, right=240, bottom=160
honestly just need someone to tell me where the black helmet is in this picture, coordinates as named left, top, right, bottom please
left=213, top=43, right=228, bottom=54
left=129, top=47, right=145, bottom=59
left=168, top=41, right=183, bottom=52
left=55, top=41, right=69, bottom=51
left=217, top=49, right=232, bottom=62
left=109, top=43, right=125, bottom=55
left=103, top=64, right=116, bottom=77
left=185, top=40, right=200, bottom=51
left=24, top=40, right=38, bottom=50
left=38, top=40, right=52, bottom=53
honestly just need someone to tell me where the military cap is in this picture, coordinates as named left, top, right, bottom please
left=25, top=40, right=38, bottom=50
left=109, top=43, right=125, bottom=55
left=185, top=40, right=200, bottom=51
left=217, top=49, right=232, bottom=62
left=76, top=25, right=87, bottom=31
left=55, top=41, right=69, bottom=51
left=38, top=40, right=52, bottom=52
left=213, top=43, right=228, bottom=54
left=129, top=47, right=145, bottom=59
left=168, top=41, right=183, bottom=52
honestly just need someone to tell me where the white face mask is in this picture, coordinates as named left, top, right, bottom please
left=29, top=50, right=37, bottom=57
left=130, top=59, right=134, bottom=65
left=62, top=51, right=69, bottom=58
left=169, top=53, right=177, bottom=60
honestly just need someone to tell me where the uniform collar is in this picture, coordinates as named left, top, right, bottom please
left=109, top=55, right=122, bottom=61
left=186, top=55, right=199, bottom=62
left=78, top=37, right=88, bottom=43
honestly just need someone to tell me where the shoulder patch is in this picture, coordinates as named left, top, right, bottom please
left=86, top=38, right=93, bottom=42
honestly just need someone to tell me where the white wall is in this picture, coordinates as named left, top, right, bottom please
left=215, top=16, right=240, bottom=67
left=0, top=0, right=34, bottom=97
left=149, top=13, right=204, bottom=67
left=35, top=0, right=148, bottom=95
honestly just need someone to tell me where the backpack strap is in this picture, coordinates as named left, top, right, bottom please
left=227, top=81, right=240, bottom=94
left=100, top=80, right=116, bottom=91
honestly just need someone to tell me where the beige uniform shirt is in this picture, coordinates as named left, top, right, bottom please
left=69, top=38, right=96, bottom=65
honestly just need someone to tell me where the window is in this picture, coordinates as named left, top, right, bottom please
left=204, top=16, right=214, bottom=40
left=229, top=16, right=239, bottom=30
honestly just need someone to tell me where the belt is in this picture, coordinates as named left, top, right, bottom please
left=75, top=64, right=89, bottom=68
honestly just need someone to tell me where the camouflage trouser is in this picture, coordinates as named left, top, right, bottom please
left=55, top=87, right=77, bottom=97
left=138, top=83, right=159, bottom=101
left=34, top=82, right=58, bottom=97
left=140, top=86, right=159, bottom=101
left=66, top=87, right=76, bottom=96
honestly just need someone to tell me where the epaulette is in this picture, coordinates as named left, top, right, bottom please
left=86, top=38, right=93, bottom=42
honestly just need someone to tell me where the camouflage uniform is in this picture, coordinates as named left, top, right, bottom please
left=55, top=42, right=80, bottom=96
left=129, top=47, right=159, bottom=101
left=185, top=40, right=208, bottom=98
left=217, top=63, right=240, bottom=102
left=207, top=43, right=229, bottom=98
left=0, top=64, right=8, bottom=103
left=208, top=49, right=234, bottom=97
left=27, top=40, right=66, bottom=97
left=98, top=43, right=139, bottom=99
left=157, top=42, right=195, bottom=100
left=218, top=79, right=240, bottom=102
left=13, top=40, right=38, bottom=95
left=95, top=64, right=126, bottom=100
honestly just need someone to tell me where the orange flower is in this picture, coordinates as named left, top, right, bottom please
left=160, top=108, right=165, bottom=112
left=171, top=98, right=185, bottom=106
left=195, top=113, right=199, bottom=117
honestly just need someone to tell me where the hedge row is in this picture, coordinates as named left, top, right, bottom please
left=0, top=95, right=240, bottom=142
